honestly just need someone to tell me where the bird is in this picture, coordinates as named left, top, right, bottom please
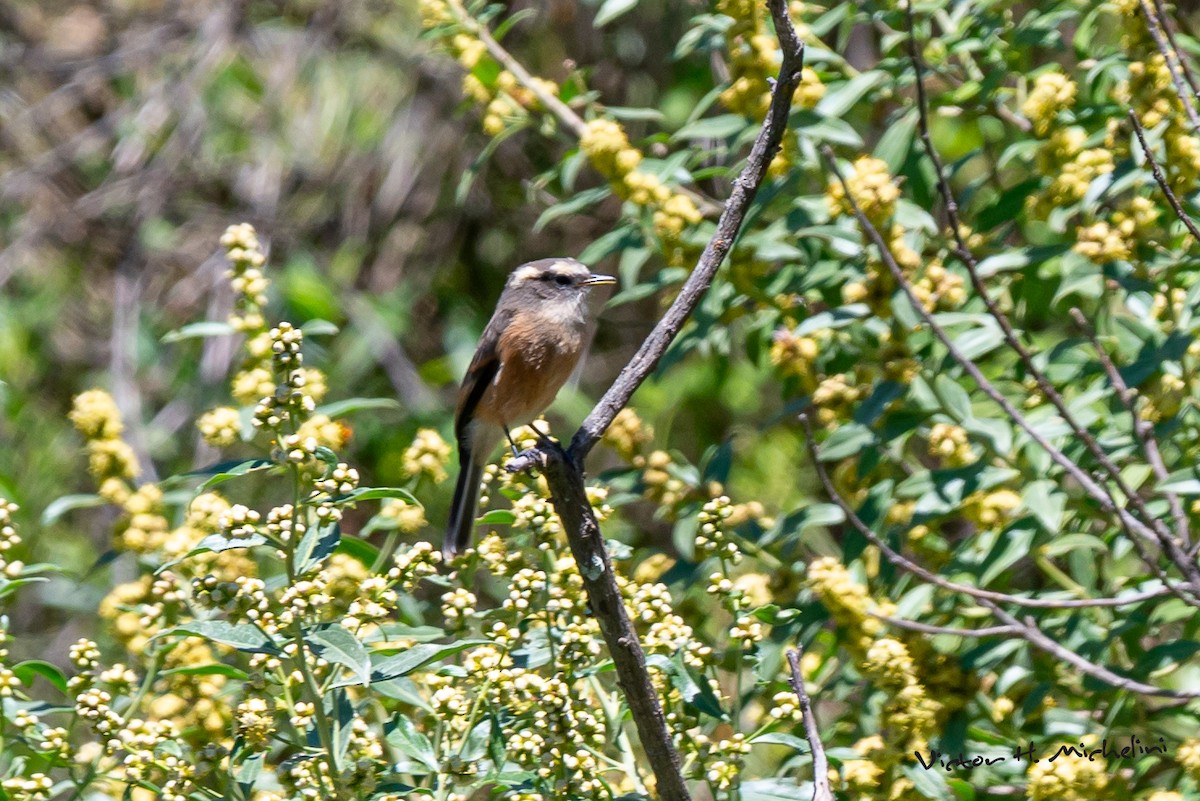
left=444, top=257, right=616, bottom=557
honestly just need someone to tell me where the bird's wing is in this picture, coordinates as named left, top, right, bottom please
left=454, top=308, right=511, bottom=444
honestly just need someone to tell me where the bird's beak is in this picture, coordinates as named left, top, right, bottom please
left=583, top=273, right=617, bottom=287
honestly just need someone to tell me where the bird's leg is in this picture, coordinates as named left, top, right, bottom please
left=503, top=426, right=521, bottom=458
left=504, top=422, right=550, bottom=474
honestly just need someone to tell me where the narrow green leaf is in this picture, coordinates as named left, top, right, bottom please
left=594, top=0, right=637, bottom=27
left=167, top=621, right=281, bottom=655
left=12, top=660, right=69, bottom=695
left=161, top=321, right=234, bottom=343
left=41, top=493, right=105, bottom=525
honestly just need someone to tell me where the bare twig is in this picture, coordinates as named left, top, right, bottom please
left=502, top=5, right=807, bottom=799
left=819, top=146, right=1200, bottom=601
left=906, top=6, right=1185, bottom=554
left=977, top=598, right=1200, bottom=699
left=799, top=413, right=1176, bottom=610
left=869, top=612, right=1021, bottom=639
left=1068, top=308, right=1190, bottom=550
left=1151, top=0, right=1200, bottom=102
left=785, top=646, right=833, bottom=801
left=1129, top=109, right=1200, bottom=243
left=1136, top=0, right=1200, bottom=136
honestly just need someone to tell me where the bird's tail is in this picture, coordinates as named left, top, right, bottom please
left=445, top=446, right=484, bottom=559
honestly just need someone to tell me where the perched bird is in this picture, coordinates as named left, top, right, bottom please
left=445, top=258, right=616, bottom=557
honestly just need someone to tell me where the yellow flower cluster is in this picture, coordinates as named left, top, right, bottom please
left=1022, top=70, right=1077, bottom=136
left=812, top=373, right=863, bottom=426
left=927, top=422, right=974, bottom=467
left=827, top=156, right=901, bottom=226
left=220, top=222, right=268, bottom=332
left=0, top=500, right=20, bottom=584
left=1028, top=128, right=1115, bottom=217
left=579, top=117, right=703, bottom=256
left=1139, top=372, right=1187, bottom=422
left=963, top=488, right=1022, bottom=529
left=196, top=406, right=241, bottom=447
left=860, top=638, right=941, bottom=755
left=1026, top=739, right=1109, bottom=801
left=402, top=428, right=452, bottom=483
left=1120, top=56, right=1200, bottom=192
left=718, top=0, right=824, bottom=119
left=1074, top=221, right=1132, bottom=263
left=769, top=325, right=820, bottom=385
left=602, top=407, right=654, bottom=461
left=805, top=557, right=886, bottom=654
left=1178, top=738, right=1200, bottom=781
left=70, top=389, right=138, bottom=488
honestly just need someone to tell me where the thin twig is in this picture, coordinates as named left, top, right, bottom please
left=799, top=413, right=1175, bottom=610
left=785, top=646, right=833, bottom=801
left=1069, top=308, right=1190, bottom=549
left=1129, top=109, right=1200, bottom=243
left=906, top=6, right=1183, bottom=554
left=1136, top=0, right=1200, bottom=136
left=977, top=598, right=1200, bottom=698
left=1151, top=0, right=1200, bottom=102
left=819, top=145, right=1200, bottom=601
left=801, top=417, right=1200, bottom=699
left=869, top=612, right=1021, bottom=639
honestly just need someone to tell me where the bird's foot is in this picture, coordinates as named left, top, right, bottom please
left=505, top=447, right=547, bottom=474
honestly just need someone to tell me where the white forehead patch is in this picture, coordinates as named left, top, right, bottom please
left=513, top=265, right=543, bottom=283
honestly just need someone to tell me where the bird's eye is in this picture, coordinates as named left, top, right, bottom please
left=553, top=274, right=572, bottom=287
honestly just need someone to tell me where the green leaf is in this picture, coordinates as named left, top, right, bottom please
left=476, top=509, right=516, bottom=526
left=316, top=397, right=402, bottom=418
left=594, top=0, right=637, bottom=26
left=156, top=532, right=267, bottom=575
left=366, top=639, right=490, bottom=684
left=672, top=114, right=747, bottom=141
left=819, top=423, right=875, bottom=461
left=874, top=108, right=917, bottom=173
left=535, top=186, right=612, bottom=232
left=186, top=458, right=274, bottom=490
left=741, top=779, right=815, bottom=801
left=816, top=70, right=888, bottom=117
left=160, top=663, right=249, bottom=681
left=339, top=487, right=419, bottom=505
left=1022, top=480, right=1064, bottom=533
left=0, top=577, right=48, bottom=599
left=934, top=374, right=973, bottom=421
left=294, top=523, right=341, bottom=575
left=309, top=626, right=372, bottom=687
left=385, top=713, right=439, bottom=772
left=161, top=321, right=234, bottom=343
left=12, top=660, right=69, bottom=695
left=750, top=732, right=809, bottom=750
left=166, top=621, right=281, bottom=655
left=301, top=319, right=340, bottom=337
left=649, top=653, right=727, bottom=720
left=41, top=493, right=105, bottom=525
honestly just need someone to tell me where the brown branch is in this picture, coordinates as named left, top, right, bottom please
left=905, top=7, right=1184, bottom=557
left=799, top=413, right=1176, bottom=610
left=785, top=646, right=833, bottom=801
left=1151, top=0, right=1200, bottom=102
left=571, top=6, right=805, bottom=460
left=1129, top=109, right=1200, bottom=244
left=819, top=145, right=1200, bottom=601
left=502, top=4, right=806, bottom=800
